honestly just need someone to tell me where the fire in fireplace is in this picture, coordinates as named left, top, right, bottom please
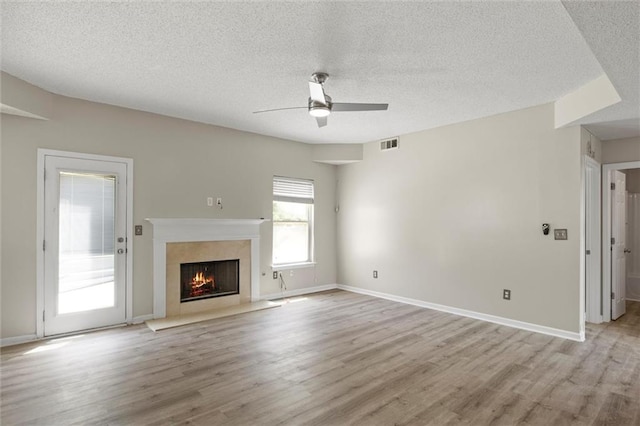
left=180, top=259, right=239, bottom=302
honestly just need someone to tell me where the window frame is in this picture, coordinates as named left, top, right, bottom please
left=272, top=176, right=315, bottom=268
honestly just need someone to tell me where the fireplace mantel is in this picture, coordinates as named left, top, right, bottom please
left=146, top=218, right=267, bottom=319
left=146, top=218, right=265, bottom=240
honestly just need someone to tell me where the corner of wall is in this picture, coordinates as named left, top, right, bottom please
left=1, top=71, right=52, bottom=119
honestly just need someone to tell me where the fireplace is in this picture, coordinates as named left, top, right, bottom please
left=147, top=218, right=265, bottom=319
left=180, top=259, right=239, bottom=303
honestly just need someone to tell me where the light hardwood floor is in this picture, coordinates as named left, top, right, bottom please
left=2, top=290, right=639, bottom=425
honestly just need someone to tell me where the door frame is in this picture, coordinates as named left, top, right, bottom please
left=583, top=156, right=601, bottom=323
left=36, top=149, right=134, bottom=338
left=602, top=160, right=640, bottom=322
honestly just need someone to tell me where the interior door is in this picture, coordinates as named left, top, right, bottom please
left=611, top=170, right=626, bottom=320
left=44, top=154, right=128, bottom=335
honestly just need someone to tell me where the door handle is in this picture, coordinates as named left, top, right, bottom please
left=624, top=249, right=631, bottom=253
left=117, top=248, right=125, bottom=254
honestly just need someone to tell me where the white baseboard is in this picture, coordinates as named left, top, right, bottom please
left=0, top=334, right=38, bottom=348
left=261, top=283, right=338, bottom=300
left=131, top=314, right=154, bottom=324
left=1, top=319, right=148, bottom=347
left=337, top=284, right=584, bottom=342
left=2, top=286, right=584, bottom=346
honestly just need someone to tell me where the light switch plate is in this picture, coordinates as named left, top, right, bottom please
left=554, top=229, right=568, bottom=240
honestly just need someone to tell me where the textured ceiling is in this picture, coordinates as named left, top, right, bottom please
left=561, top=0, right=640, bottom=140
left=1, top=1, right=636, bottom=144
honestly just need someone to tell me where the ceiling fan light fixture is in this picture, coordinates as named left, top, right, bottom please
left=309, top=106, right=331, bottom=117
left=254, top=73, right=388, bottom=128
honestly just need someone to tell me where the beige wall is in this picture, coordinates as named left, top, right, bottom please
left=337, top=103, right=582, bottom=333
left=624, top=169, right=640, bottom=193
left=602, top=137, right=640, bottom=164
left=0, top=74, right=602, bottom=341
left=1, top=71, right=52, bottom=119
left=1, top=94, right=337, bottom=338
left=312, top=144, right=363, bottom=164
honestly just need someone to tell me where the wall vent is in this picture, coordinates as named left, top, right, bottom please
left=380, top=137, right=399, bottom=151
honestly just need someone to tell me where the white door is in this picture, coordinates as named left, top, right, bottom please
left=611, top=170, right=626, bottom=320
left=44, top=155, right=128, bottom=335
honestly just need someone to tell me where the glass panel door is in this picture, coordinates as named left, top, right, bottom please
left=44, top=155, right=128, bottom=336
left=58, top=172, right=116, bottom=314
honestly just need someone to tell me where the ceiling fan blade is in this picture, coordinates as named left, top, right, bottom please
left=253, top=106, right=307, bottom=114
left=332, top=103, right=389, bottom=112
left=309, top=81, right=327, bottom=105
left=316, top=116, right=328, bottom=127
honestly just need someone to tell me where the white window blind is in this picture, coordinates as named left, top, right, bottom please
left=273, top=176, right=314, bottom=204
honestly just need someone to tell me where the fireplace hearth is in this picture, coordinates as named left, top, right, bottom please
left=180, top=259, right=239, bottom=302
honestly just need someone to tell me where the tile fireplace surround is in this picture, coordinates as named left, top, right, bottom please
left=146, top=218, right=265, bottom=319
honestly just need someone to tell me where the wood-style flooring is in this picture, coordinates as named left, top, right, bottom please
left=1, top=290, right=639, bottom=425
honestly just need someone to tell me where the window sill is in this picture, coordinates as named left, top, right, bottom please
left=272, top=262, right=316, bottom=271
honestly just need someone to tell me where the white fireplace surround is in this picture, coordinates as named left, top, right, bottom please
left=146, top=218, right=266, bottom=319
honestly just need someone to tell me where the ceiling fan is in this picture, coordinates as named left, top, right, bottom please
left=253, top=72, right=389, bottom=127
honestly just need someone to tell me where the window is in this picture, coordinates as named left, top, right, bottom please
left=272, top=176, right=314, bottom=266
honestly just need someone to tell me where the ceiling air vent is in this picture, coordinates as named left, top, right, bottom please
left=380, top=137, right=399, bottom=151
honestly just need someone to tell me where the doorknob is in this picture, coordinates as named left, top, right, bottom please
left=117, top=237, right=125, bottom=243
left=117, top=248, right=125, bottom=254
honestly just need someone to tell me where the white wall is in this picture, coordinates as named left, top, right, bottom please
left=337, top=103, right=582, bottom=333
left=1, top=93, right=337, bottom=339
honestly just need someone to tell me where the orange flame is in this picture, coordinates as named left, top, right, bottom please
left=191, top=272, right=214, bottom=289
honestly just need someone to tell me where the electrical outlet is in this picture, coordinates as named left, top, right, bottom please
left=207, top=197, right=213, bottom=207
left=503, top=289, right=511, bottom=300
left=273, top=271, right=278, bottom=279
left=373, top=270, right=378, bottom=279
left=290, top=270, right=294, bottom=277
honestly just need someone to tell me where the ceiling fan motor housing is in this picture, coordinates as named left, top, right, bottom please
left=311, top=72, right=329, bottom=84
left=308, top=95, right=332, bottom=117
